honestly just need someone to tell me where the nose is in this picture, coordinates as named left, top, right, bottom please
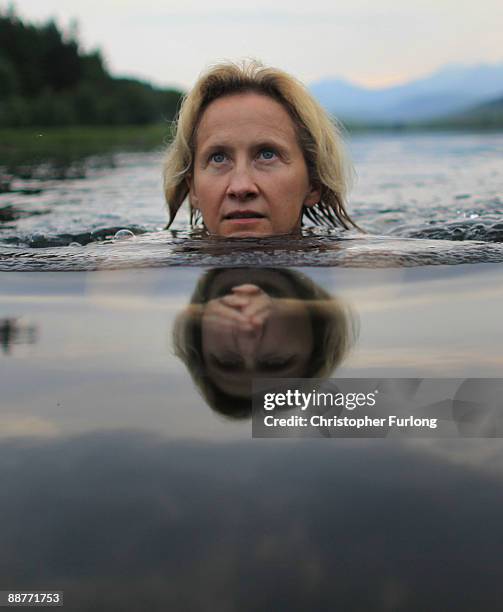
left=234, top=323, right=264, bottom=370
left=226, top=162, right=259, bottom=201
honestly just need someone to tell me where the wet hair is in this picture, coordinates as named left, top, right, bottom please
left=172, top=269, right=358, bottom=420
left=163, top=59, right=358, bottom=231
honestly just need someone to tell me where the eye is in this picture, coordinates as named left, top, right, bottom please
left=257, top=148, right=277, bottom=161
left=209, top=151, right=227, bottom=164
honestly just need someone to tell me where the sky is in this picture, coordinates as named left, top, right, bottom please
left=3, top=0, right=503, bottom=92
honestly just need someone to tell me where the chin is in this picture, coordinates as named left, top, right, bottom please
left=224, top=229, right=273, bottom=238
left=218, top=220, right=273, bottom=238
left=223, top=226, right=301, bottom=238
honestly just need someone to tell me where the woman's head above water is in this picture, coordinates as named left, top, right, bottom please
left=163, top=60, right=357, bottom=237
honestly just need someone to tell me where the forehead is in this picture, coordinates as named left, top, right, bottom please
left=194, top=92, right=298, bottom=149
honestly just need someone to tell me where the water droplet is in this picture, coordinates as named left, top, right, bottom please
left=114, top=229, right=135, bottom=240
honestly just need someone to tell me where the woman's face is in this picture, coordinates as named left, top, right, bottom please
left=189, top=93, right=320, bottom=237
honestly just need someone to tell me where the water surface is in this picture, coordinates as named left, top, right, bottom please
left=2, top=265, right=503, bottom=609
left=1, top=132, right=503, bottom=269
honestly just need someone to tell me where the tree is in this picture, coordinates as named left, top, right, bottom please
left=0, top=7, right=184, bottom=126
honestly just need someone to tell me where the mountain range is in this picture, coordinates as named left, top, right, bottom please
left=309, top=63, right=503, bottom=123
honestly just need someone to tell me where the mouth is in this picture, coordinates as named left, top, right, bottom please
left=223, top=210, right=266, bottom=221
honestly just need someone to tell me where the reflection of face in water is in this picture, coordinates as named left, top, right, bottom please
left=173, top=268, right=357, bottom=419
left=202, top=284, right=313, bottom=397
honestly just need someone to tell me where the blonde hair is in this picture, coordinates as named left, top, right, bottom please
left=163, top=59, right=357, bottom=230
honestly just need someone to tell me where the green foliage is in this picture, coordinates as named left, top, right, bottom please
left=0, top=7, right=184, bottom=127
left=0, top=53, right=19, bottom=96
left=0, top=124, right=174, bottom=166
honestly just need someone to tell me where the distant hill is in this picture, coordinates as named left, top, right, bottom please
left=431, top=95, right=503, bottom=129
left=310, top=63, right=503, bottom=123
left=462, top=96, right=503, bottom=116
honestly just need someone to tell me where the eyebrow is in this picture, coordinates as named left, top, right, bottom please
left=207, top=352, right=299, bottom=373
left=208, top=352, right=244, bottom=368
left=257, top=354, right=299, bottom=369
left=198, top=137, right=290, bottom=157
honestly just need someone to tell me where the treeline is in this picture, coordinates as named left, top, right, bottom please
left=0, top=7, right=184, bottom=127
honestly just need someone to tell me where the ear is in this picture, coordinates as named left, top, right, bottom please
left=186, top=174, right=199, bottom=210
left=303, top=182, right=322, bottom=208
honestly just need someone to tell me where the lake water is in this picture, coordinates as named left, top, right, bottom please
left=2, top=264, right=503, bottom=609
left=1, top=131, right=503, bottom=609
left=1, top=131, right=503, bottom=269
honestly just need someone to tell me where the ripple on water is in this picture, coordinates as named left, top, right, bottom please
left=392, top=219, right=503, bottom=242
left=2, top=233, right=503, bottom=271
